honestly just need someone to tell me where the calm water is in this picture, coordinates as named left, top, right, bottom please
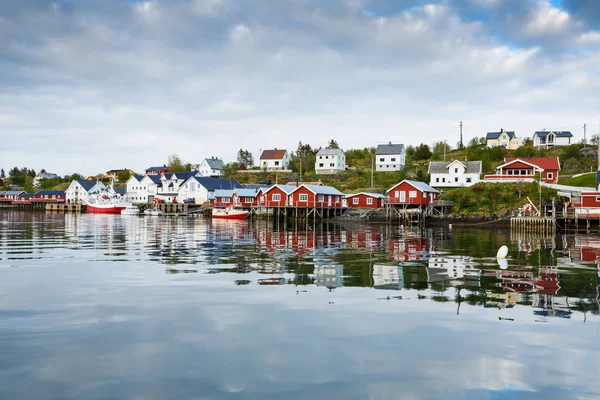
left=1, top=211, right=600, bottom=400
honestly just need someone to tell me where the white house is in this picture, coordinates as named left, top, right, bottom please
left=178, top=176, right=243, bottom=204
left=428, top=160, right=482, bottom=188
left=315, top=148, right=346, bottom=174
left=126, top=175, right=147, bottom=204
left=532, top=130, right=573, bottom=149
left=155, top=172, right=199, bottom=203
left=65, top=180, right=106, bottom=203
left=195, top=157, right=225, bottom=177
left=375, top=142, right=405, bottom=171
left=33, top=172, right=58, bottom=187
left=259, top=149, right=289, bottom=171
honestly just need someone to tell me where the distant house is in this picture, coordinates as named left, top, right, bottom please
left=33, top=172, right=58, bottom=187
left=155, top=172, right=199, bottom=203
left=486, top=129, right=524, bottom=149
left=484, top=157, right=561, bottom=183
left=315, top=148, right=346, bottom=174
left=32, top=190, right=66, bottom=202
left=138, top=175, right=162, bottom=203
left=178, top=176, right=243, bottom=204
left=259, top=149, right=289, bottom=171
left=346, top=193, right=385, bottom=209
left=375, top=142, right=405, bottom=171
left=428, top=160, right=482, bottom=188
left=211, top=188, right=261, bottom=207
left=386, top=180, right=439, bottom=205
left=533, top=130, right=573, bottom=149
left=288, top=184, right=344, bottom=208
left=145, top=165, right=169, bottom=176
left=285, top=181, right=324, bottom=187
left=105, top=169, right=136, bottom=181
left=65, top=180, right=106, bottom=203
left=195, top=157, right=225, bottom=178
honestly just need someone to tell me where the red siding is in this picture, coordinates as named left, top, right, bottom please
left=289, top=186, right=343, bottom=208
left=387, top=182, right=437, bottom=205
left=347, top=194, right=384, bottom=209
left=580, top=192, right=600, bottom=208
left=262, top=186, right=289, bottom=207
left=32, top=194, right=66, bottom=202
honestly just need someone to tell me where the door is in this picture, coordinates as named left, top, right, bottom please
left=399, top=191, right=406, bottom=203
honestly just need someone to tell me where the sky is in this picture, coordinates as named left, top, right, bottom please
left=1, top=0, right=600, bottom=176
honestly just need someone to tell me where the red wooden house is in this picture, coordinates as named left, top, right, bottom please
left=484, top=157, right=560, bottom=183
left=145, top=165, right=169, bottom=176
left=573, top=191, right=600, bottom=218
left=346, top=193, right=385, bottom=209
left=0, top=191, right=26, bottom=202
left=258, top=185, right=296, bottom=207
left=211, top=188, right=260, bottom=207
left=288, top=184, right=344, bottom=208
left=32, top=190, right=66, bottom=203
left=386, top=180, right=439, bottom=205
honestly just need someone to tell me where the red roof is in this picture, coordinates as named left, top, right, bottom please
left=503, top=157, right=560, bottom=171
left=260, top=149, right=287, bottom=160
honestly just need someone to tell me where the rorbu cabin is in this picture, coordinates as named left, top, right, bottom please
left=386, top=180, right=439, bottom=206
left=346, top=193, right=385, bottom=209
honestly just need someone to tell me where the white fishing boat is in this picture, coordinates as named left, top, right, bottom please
left=121, top=206, right=140, bottom=215
left=144, top=208, right=164, bottom=216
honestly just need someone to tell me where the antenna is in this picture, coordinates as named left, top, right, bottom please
left=460, top=121, right=463, bottom=149
left=584, top=123, right=587, bottom=149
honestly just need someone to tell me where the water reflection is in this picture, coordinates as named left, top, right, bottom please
left=1, top=211, right=600, bottom=399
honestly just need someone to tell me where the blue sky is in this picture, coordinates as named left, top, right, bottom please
left=0, top=0, right=599, bottom=175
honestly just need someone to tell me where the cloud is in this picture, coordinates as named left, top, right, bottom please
left=0, top=0, right=599, bottom=174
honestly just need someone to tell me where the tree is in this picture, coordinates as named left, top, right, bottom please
left=236, top=149, right=254, bottom=167
left=0, top=169, right=4, bottom=179
left=168, top=154, right=185, bottom=172
left=184, top=163, right=192, bottom=172
left=327, top=139, right=339, bottom=149
left=467, top=137, right=479, bottom=148
left=117, top=170, right=131, bottom=182
left=413, top=144, right=432, bottom=160
left=590, top=135, right=600, bottom=146
left=432, top=141, right=451, bottom=160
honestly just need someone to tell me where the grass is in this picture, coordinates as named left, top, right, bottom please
left=558, top=172, right=596, bottom=187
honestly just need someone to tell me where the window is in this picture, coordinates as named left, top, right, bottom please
left=455, top=177, right=459, bottom=182
left=318, top=195, right=324, bottom=202
left=380, top=158, right=384, bottom=162
left=466, top=178, right=472, bottom=183
left=547, top=173, right=553, bottom=180
left=336, top=197, right=340, bottom=203
left=366, top=198, right=373, bottom=205
left=353, top=198, right=359, bottom=204
left=391, top=158, right=396, bottom=161
left=436, top=177, right=439, bottom=183
left=454, top=168, right=458, bottom=173
left=326, top=156, right=329, bottom=159
left=442, top=177, right=446, bottom=182
left=272, top=194, right=280, bottom=201
left=409, top=191, right=417, bottom=198
left=319, top=156, right=323, bottom=159
left=596, top=197, right=600, bottom=202
left=319, top=163, right=324, bottom=167
left=423, top=192, right=427, bottom=198
left=274, top=161, right=279, bottom=166
left=299, top=194, right=308, bottom=201
left=330, top=163, right=335, bottom=167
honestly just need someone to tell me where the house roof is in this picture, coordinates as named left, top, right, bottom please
left=387, top=180, right=439, bottom=194
left=114, top=188, right=126, bottom=195
left=428, top=160, right=482, bottom=174
left=142, top=175, right=162, bottom=184
left=36, top=172, right=58, bottom=179
left=35, top=190, right=65, bottom=196
left=265, top=184, right=297, bottom=194
left=167, top=171, right=198, bottom=180
left=129, top=175, right=144, bottom=182
left=486, top=131, right=515, bottom=139
left=146, top=166, right=167, bottom=172
left=214, top=188, right=260, bottom=198
left=292, top=184, right=344, bottom=196
left=375, top=143, right=405, bottom=155
left=260, top=149, right=287, bottom=160
left=503, top=157, right=560, bottom=171
left=106, top=169, right=128, bottom=173
left=187, top=177, right=244, bottom=191
left=21, top=194, right=35, bottom=199
left=345, top=192, right=386, bottom=199
left=76, top=180, right=98, bottom=192
left=2, top=191, right=26, bottom=195
left=204, top=157, right=224, bottom=170
left=285, top=182, right=324, bottom=187
left=533, top=130, right=573, bottom=138
left=316, top=148, right=344, bottom=156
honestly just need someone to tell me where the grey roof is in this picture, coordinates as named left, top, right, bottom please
left=35, top=190, right=65, bottom=196
left=387, top=180, right=439, bottom=194
left=316, top=148, right=344, bottom=156
left=214, top=188, right=260, bottom=198
left=346, top=192, right=386, bottom=199
left=486, top=131, right=515, bottom=139
left=204, top=158, right=224, bottom=170
left=266, top=184, right=297, bottom=194
left=167, top=171, right=198, bottom=180
left=36, top=172, right=58, bottom=179
left=2, top=191, right=26, bottom=195
left=299, top=185, right=344, bottom=196
left=533, top=130, right=573, bottom=138
left=375, top=143, right=405, bottom=155
left=146, top=166, right=167, bottom=172
left=428, top=160, right=482, bottom=174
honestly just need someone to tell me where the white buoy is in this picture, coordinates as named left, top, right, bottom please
left=448, top=224, right=452, bottom=229
left=496, top=245, right=508, bottom=259
left=497, top=258, right=508, bottom=270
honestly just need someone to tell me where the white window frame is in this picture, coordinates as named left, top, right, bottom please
left=318, top=195, right=324, bottom=202
left=409, top=191, right=417, bottom=198
left=353, top=198, right=359, bottom=204
left=299, top=194, right=308, bottom=201
left=272, top=194, right=281, bottom=201
left=547, top=172, right=553, bottom=180
left=366, top=198, right=373, bottom=205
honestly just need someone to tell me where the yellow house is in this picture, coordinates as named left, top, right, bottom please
left=104, top=169, right=137, bottom=181
left=486, top=129, right=524, bottom=150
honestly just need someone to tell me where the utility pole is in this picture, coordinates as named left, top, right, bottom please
left=583, top=123, right=587, bottom=149
left=460, top=121, right=463, bottom=149
left=371, top=154, right=374, bottom=188
left=444, top=140, right=446, bottom=161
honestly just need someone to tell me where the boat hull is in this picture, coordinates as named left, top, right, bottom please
left=212, top=208, right=249, bottom=220
left=86, top=204, right=127, bottom=214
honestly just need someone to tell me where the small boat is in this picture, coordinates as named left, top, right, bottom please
left=212, top=205, right=249, bottom=220
left=144, top=208, right=163, bottom=216
left=121, top=206, right=140, bottom=215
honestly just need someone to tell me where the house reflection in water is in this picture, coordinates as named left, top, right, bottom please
left=388, top=237, right=432, bottom=261
left=571, top=235, right=600, bottom=263
left=372, top=265, right=404, bottom=290
left=427, top=256, right=481, bottom=287
left=484, top=291, right=521, bottom=309
left=314, top=264, right=343, bottom=291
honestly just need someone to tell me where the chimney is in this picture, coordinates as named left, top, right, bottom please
left=388, top=141, right=392, bottom=145
left=500, top=128, right=504, bottom=133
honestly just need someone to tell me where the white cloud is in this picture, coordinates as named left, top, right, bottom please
left=525, top=1, right=571, bottom=36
